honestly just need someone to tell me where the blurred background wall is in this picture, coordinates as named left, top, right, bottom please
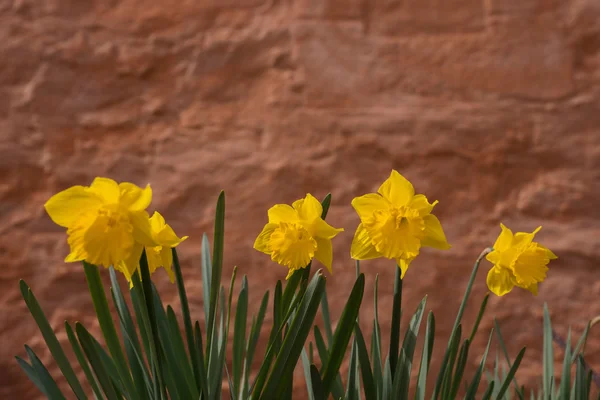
left=1, top=0, right=600, bottom=397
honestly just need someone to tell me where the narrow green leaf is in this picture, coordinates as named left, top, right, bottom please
left=320, top=290, right=334, bottom=346
left=206, top=191, right=225, bottom=361
left=19, top=280, right=87, bottom=400
left=321, top=274, right=365, bottom=397
left=172, top=248, right=203, bottom=393
left=346, top=341, right=360, bottom=400
left=109, top=267, right=153, bottom=399
left=395, top=296, right=427, bottom=400
left=389, top=267, right=402, bottom=379
left=481, top=381, right=495, bottom=400
left=24, top=345, right=67, bottom=400
left=76, top=322, right=121, bottom=400
left=310, top=364, right=326, bottom=400
left=558, top=330, right=572, bottom=400
left=243, top=290, right=269, bottom=398
left=64, top=322, right=103, bottom=400
left=354, top=324, right=377, bottom=400
left=167, top=306, right=200, bottom=398
left=494, top=319, right=525, bottom=400
left=233, top=276, right=249, bottom=397
left=382, top=356, right=392, bottom=400
left=543, top=303, right=554, bottom=396
left=16, top=356, right=45, bottom=397
left=301, top=348, right=315, bottom=400
left=82, top=262, right=137, bottom=399
left=435, top=324, right=462, bottom=400
left=201, top=233, right=212, bottom=332
left=415, top=312, right=435, bottom=400
left=496, top=347, right=526, bottom=399
left=261, top=272, right=327, bottom=398
left=194, top=321, right=210, bottom=399
left=469, top=293, right=489, bottom=342
left=464, top=329, right=494, bottom=399
left=372, top=275, right=383, bottom=399
left=449, top=338, right=470, bottom=399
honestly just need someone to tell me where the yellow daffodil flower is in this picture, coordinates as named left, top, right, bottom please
left=486, top=224, right=557, bottom=296
left=45, top=177, right=155, bottom=268
left=254, top=194, right=343, bottom=279
left=117, top=211, right=188, bottom=286
left=350, top=170, right=450, bottom=278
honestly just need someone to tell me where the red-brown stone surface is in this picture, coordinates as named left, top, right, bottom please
left=1, top=0, right=600, bottom=398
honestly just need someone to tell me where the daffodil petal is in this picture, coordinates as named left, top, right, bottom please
left=350, top=224, right=381, bottom=260
left=409, top=195, right=437, bottom=217
left=512, top=226, right=541, bottom=249
left=150, top=211, right=187, bottom=247
left=351, top=193, right=389, bottom=221
left=120, top=182, right=152, bottom=212
left=421, top=214, right=451, bottom=250
left=293, top=193, right=323, bottom=221
left=396, top=257, right=415, bottom=279
left=80, top=213, right=135, bottom=268
left=493, top=223, right=514, bottom=252
left=523, top=282, right=538, bottom=296
left=160, top=246, right=175, bottom=283
left=89, top=177, right=120, bottom=204
left=44, top=186, right=103, bottom=228
left=377, top=170, right=414, bottom=206
left=314, top=237, right=333, bottom=274
left=312, top=218, right=344, bottom=239
left=486, top=265, right=515, bottom=296
left=254, top=223, right=277, bottom=254
left=130, top=211, right=156, bottom=247
left=267, top=204, right=298, bottom=224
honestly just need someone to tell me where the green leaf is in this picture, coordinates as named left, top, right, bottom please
left=382, top=356, right=392, bottom=400
left=193, top=321, right=210, bottom=399
left=345, top=341, right=360, bottom=400
left=202, top=233, right=212, bottom=332
left=310, top=364, right=326, bottom=400
left=371, top=275, right=383, bottom=399
left=415, top=312, right=435, bottom=400
left=260, top=271, right=327, bottom=398
left=16, top=356, right=45, bottom=397
left=64, top=322, right=104, bottom=400
left=448, top=338, right=469, bottom=400
left=233, top=276, right=249, bottom=397
left=19, top=280, right=87, bottom=400
left=172, top=248, right=203, bottom=394
left=76, top=322, right=121, bottom=400
left=464, top=328, right=494, bottom=399
left=207, top=191, right=226, bottom=362
left=558, top=330, right=572, bottom=400
left=301, top=348, right=315, bottom=400
left=320, top=288, right=334, bottom=346
left=494, top=319, right=525, bottom=400
left=24, top=345, right=67, bottom=400
left=543, top=303, right=554, bottom=396
left=395, top=296, right=427, bottom=400
left=321, top=274, right=365, bottom=397
left=242, top=290, right=269, bottom=398
left=109, top=267, right=153, bottom=398
left=496, top=347, right=526, bottom=399
left=481, top=381, right=495, bottom=400
left=354, top=324, right=376, bottom=400
left=82, top=262, right=138, bottom=399
left=389, top=267, right=403, bottom=379
left=469, top=293, right=489, bottom=342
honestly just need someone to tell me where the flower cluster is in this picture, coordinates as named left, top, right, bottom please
left=253, top=170, right=557, bottom=296
left=45, top=177, right=187, bottom=286
left=46, top=171, right=557, bottom=296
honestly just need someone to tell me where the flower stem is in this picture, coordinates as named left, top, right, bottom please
left=389, top=264, right=403, bottom=380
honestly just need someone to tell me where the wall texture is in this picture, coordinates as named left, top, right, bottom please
left=1, top=0, right=600, bottom=397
